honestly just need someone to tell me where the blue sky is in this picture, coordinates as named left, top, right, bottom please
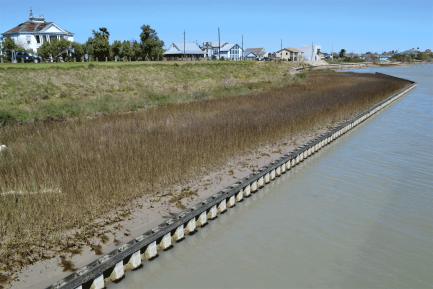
left=1, top=0, right=432, bottom=53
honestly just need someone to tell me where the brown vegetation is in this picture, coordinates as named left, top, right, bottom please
left=0, top=73, right=409, bottom=279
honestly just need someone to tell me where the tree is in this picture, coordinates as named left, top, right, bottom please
left=1, top=36, right=26, bottom=54
left=131, top=40, right=141, bottom=60
left=120, top=41, right=133, bottom=60
left=36, top=41, right=51, bottom=58
left=52, top=38, right=71, bottom=58
left=111, top=40, right=122, bottom=59
left=87, top=28, right=110, bottom=59
left=339, top=49, right=346, bottom=58
left=71, top=42, right=85, bottom=60
left=85, top=37, right=94, bottom=58
left=93, top=27, right=110, bottom=59
left=99, top=27, right=110, bottom=40
left=139, top=25, right=164, bottom=60
left=1, top=37, right=17, bottom=53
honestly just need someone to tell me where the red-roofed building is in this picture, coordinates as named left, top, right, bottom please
left=1, top=9, right=74, bottom=54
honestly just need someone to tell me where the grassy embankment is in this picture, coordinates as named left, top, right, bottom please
left=0, top=61, right=305, bottom=126
left=0, top=69, right=410, bottom=286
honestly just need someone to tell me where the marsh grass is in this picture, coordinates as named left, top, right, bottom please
left=0, top=61, right=298, bottom=125
left=0, top=73, right=409, bottom=276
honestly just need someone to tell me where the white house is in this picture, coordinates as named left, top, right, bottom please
left=163, top=42, right=205, bottom=58
left=295, top=45, right=322, bottom=61
left=245, top=48, right=267, bottom=58
left=244, top=51, right=258, bottom=60
left=202, top=41, right=244, bottom=60
left=0, top=10, right=74, bottom=55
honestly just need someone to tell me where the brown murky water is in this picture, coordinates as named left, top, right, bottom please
left=113, top=66, right=433, bottom=288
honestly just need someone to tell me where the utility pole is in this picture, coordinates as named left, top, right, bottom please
left=311, top=42, right=314, bottom=61
left=242, top=35, right=243, bottom=60
left=218, top=27, right=220, bottom=60
left=332, top=44, right=333, bottom=62
left=281, top=39, right=282, bottom=60
left=183, top=30, right=186, bottom=59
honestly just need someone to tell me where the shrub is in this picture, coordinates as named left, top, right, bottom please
left=0, top=109, right=16, bottom=126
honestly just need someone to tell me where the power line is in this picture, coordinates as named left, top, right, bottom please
left=183, top=30, right=186, bottom=59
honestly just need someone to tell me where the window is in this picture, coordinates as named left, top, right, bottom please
left=213, top=48, right=218, bottom=54
left=36, top=35, right=40, bottom=43
left=229, top=46, right=239, bottom=58
left=286, top=52, right=288, bottom=55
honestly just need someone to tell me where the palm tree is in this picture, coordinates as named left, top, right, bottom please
left=339, top=49, right=346, bottom=58
left=99, top=27, right=110, bottom=40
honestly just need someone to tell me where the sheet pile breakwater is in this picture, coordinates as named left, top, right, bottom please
left=47, top=73, right=416, bottom=289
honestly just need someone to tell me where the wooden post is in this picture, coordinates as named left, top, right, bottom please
left=129, top=57, right=131, bottom=62
left=123, top=57, right=125, bottom=62
left=22, top=57, right=24, bottom=63
left=105, top=57, right=107, bottom=62
left=74, top=57, right=76, bottom=62
left=96, top=57, right=98, bottom=62
left=1, top=57, right=3, bottom=63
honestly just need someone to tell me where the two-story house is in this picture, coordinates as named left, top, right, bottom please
left=0, top=10, right=74, bottom=55
left=202, top=41, right=244, bottom=60
left=276, top=48, right=304, bottom=61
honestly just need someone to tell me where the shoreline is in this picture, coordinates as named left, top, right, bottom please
left=9, top=127, right=329, bottom=289
left=307, top=60, right=431, bottom=72
left=0, top=72, right=413, bottom=289
left=43, top=76, right=416, bottom=289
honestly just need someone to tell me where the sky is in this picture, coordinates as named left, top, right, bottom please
left=1, top=0, right=432, bottom=54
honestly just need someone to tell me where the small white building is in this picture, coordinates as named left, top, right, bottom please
left=0, top=10, right=74, bottom=54
left=163, top=42, right=205, bottom=58
left=244, top=51, right=258, bottom=60
left=244, top=48, right=267, bottom=58
left=295, top=45, right=322, bottom=61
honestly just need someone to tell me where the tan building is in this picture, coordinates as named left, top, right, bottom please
left=276, top=48, right=304, bottom=61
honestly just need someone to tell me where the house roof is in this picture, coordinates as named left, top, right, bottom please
left=399, top=48, right=419, bottom=55
left=286, top=48, right=303, bottom=53
left=212, top=41, right=228, bottom=48
left=244, top=51, right=257, bottom=57
left=2, top=20, right=72, bottom=35
left=219, top=43, right=241, bottom=52
left=276, top=47, right=303, bottom=53
left=245, top=48, right=265, bottom=54
left=163, top=42, right=205, bottom=55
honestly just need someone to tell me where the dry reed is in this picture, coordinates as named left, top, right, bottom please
left=0, top=73, right=409, bottom=276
